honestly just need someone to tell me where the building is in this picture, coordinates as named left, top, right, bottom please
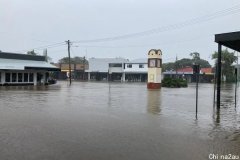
left=0, top=52, right=60, bottom=86
left=122, top=59, right=148, bottom=82
left=86, top=58, right=128, bottom=81
left=53, top=63, right=89, bottom=80
left=86, top=58, right=148, bottom=82
left=163, top=66, right=214, bottom=83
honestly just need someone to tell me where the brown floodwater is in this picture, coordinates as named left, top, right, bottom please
left=0, top=81, right=239, bottom=160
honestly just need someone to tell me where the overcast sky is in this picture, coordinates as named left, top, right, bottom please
left=0, top=0, right=240, bottom=64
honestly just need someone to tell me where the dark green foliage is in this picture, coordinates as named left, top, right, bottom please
left=162, top=77, right=188, bottom=88
left=212, top=49, right=237, bottom=82
left=58, top=56, right=88, bottom=64
left=163, top=53, right=211, bottom=72
left=27, top=50, right=38, bottom=55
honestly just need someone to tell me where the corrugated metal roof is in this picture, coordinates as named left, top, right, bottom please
left=129, top=58, right=147, bottom=63
left=87, top=58, right=128, bottom=72
left=0, top=58, right=59, bottom=70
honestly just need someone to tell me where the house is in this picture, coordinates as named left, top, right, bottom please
left=0, top=52, right=60, bottom=86
left=53, top=63, right=89, bottom=80
left=163, top=66, right=214, bottom=83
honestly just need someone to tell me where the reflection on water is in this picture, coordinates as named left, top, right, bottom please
left=0, top=82, right=239, bottom=160
left=147, top=90, right=161, bottom=114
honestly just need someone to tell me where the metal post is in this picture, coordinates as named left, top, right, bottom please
left=235, top=68, right=237, bottom=108
left=196, top=72, right=199, bottom=118
left=193, top=64, right=200, bottom=118
left=67, top=40, right=72, bottom=85
left=213, top=65, right=217, bottom=107
left=217, top=44, right=222, bottom=109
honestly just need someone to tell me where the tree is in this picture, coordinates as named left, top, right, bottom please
left=27, top=50, right=38, bottom=55
left=190, top=52, right=200, bottom=61
left=162, top=62, right=175, bottom=71
left=212, top=49, right=237, bottom=82
left=58, top=56, right=88, bottom=64
left=162, top=57, right=211, bottom=72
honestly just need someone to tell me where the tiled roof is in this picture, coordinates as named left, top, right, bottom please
left=174, top=67, right=213, bottom=74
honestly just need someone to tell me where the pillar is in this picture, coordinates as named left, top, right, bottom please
left=1, top=72, right=5, bottom=84
left=88, top=72, right=91, bottom=81
left=42, top=72, right=46, bottom=85
left=122, top=72, right=126, bottom=82
left=34, top=72, right=37, bottom=86
left=217, top=44, right=222, bottom=109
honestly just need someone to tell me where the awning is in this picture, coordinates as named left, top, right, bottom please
left=0, top=58, right=60, bottom=71
left=215, top=31, right=240, bottom=52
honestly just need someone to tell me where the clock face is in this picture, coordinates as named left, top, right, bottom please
left=149, top=59, right=156, bottom=67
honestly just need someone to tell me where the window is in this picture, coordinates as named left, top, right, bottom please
left=0, top=72, right=1, bottom=83
left=127, top=64, right=132, bottom=68
left=139, top=64, right=144, bottom=68
left=148, top=59, right=156, bottom=67
left=109, top=63, right=122, bottom=67
left=148, top=59, right=162, bottom=68
left=12, top=73, right=17, bottom=82
left=29, top=73, right=34, bottom=82
left=5, top=73, right=10, bottom=82
left=24, top=73, right=29, bottom=82
left=18, top=73, right=23, bottom=82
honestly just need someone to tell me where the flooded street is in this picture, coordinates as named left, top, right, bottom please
left=0, top=81, right=239, bottom=160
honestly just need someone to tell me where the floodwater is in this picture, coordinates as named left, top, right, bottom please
left=0, top=81, right=239, bottom=160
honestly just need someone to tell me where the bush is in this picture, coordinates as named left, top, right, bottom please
left=162, top=77, right=188, bottom=88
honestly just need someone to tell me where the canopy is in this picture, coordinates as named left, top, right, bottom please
left=215, top=31, right=240, bottom=52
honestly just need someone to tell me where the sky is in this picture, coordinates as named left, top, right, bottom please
left=0, top=0, right=240, bottom=64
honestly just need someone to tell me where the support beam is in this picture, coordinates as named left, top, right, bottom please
left=122, top=72, right=126, bottom=82
left=1, top=72, right=5, bottom=85
left=34, top=72, right=37, bottom=86
left=217, top=44, right=222, bottom=109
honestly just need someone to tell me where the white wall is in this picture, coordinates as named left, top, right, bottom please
left=124, top=63, right=147, bottom=73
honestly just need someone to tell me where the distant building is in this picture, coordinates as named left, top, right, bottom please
left=0, top=52, right=60, bottom=86
left=86, top=57, right=128, bottom=81
left=53, top=63, right=89, bottom=80
left=85, top=58, right=148, bottom=82
left=122, top=59, right=148, bottom=82
left=163, top=66, right=214, bottom=83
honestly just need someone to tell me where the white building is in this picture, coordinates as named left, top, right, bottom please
left=86, top=57, right=128, bottom=81
left=86, top=57, right=148, bottom=82
left=0, top=52, right=60, bottom=86
left=122, top=59, right=147, bottom=82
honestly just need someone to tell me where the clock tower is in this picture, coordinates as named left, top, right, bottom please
left=147, top=49, right=162, bottom=89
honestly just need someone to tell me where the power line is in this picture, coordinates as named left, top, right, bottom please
left=75, top=34, right=213, bottom=48
left=14, top=42, right=66, bottom=53
left=73, top=4, right=240, bottom=43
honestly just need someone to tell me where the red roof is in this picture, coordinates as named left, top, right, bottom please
left=177, top=67, right=193, bottom=73
left=201, top=68, right=212, bottom=74
left=177, top=67, right=212, bottom=74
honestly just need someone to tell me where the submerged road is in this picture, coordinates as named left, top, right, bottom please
left=0, top=82, right=239, bottom=160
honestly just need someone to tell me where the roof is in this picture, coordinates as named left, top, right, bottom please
left=165, top=67, right=213, bottom=75
left=177, top=67, right=192, bottom=73
left=0, top=52, right=46, bottom=61
left=0, top=52, right=60, bottom=71
left=215, top=31, right=240, bottom=52
left=129, top=58, right=147, bottom=63
left=87, top=58, right=129, bottom=72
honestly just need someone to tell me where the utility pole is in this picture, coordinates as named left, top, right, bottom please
left=66, top=40, right=72, bottom=85
left=175, top=55, right=178, bottom=78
